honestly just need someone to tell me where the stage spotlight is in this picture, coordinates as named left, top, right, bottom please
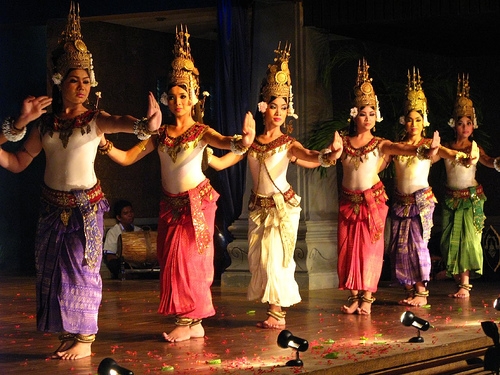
left=493, top=297, right=500, bottom=311
left=277, top=330, right=309, bottom=367
left=400, top=311, right=431, bottom=343
left=98, top=357, right=134, bottom=375
left=481, top=321, right=500, bottom=374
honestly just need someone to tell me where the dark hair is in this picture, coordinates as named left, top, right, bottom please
left=167, top=83, right=188, bottom=92
left=113, top=199, right=132, bottom=218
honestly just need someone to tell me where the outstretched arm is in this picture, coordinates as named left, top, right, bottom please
left=96, top=92, right=162, bottom=135
left=477, top=142, right=498, bottom=168
left=289, top=131, right=341, bottom=167
left=381, top=130, right=441, bottom=158
left=204, top=111, right=255, bottom=150
left=206, top=148, right=245, bottom=171
left=99, top=135, right=154, bottom=166
left=436, top=141, right=478, bottom=166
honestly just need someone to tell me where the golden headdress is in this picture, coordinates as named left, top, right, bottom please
left=449, top=73, right=477, bottom=128
left=259, top=42, right=297, bottom=119
left=351, top=58, right=382, bottom=122
left=51, top=2, right=97, bottom=87
left=402, top=67, right=429, bottom=127
left=168, top=24, right=200, bottom=105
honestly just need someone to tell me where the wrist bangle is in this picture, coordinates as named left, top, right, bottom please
left=494, top=157, right=500, bottom=172
left=416, top=144, right=430, bottom=160
left=133, top=117, right=152, bottom=140
left=2, top=117, right=27, bottom=142
left=455, top=151, right=471, bottom=168
left=230, top=134, right=248, bottom=155
left=318, top=148, right=336, bottom=167
left=98, top=139, right=113, bottom=155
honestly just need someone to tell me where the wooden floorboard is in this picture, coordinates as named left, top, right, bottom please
left=0, top=274, right=499, bottom=374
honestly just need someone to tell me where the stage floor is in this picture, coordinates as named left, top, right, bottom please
left=0, top=274, right=498, bottom=375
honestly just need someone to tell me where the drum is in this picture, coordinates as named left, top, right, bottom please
left=119, top=230, right=158, bottom=268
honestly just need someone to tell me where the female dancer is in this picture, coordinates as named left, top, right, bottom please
left=441, top=73, right=498, bottom=298
left=0, top=2, right=161, bottom=359
left=390, top=68, right=473, bottom=307
left=337, top=59, right=440, bottom=315
left=103, top=42, right=341, bottom=330
left=98, top=25, right=255, bottom=342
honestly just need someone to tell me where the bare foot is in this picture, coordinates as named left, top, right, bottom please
left=50, top=334, right=75, bottom=359
left=357, top=296, right=375, bottom=315
left=189, top=323, right=205, bottom=339
left=256, top=315, right=286, bottom=329
left=341, top=295, right=359, bottom=314
left=56, top=341, right=92, bottom=360
left=163, top=325, right=191, bottom=342
left=448, top=287, right=470, bottom=298
left=399, top=295, right=427, bottom=307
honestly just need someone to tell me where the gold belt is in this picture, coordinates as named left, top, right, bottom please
left=250, top=187, right=295, bottom=208
left=394, top=188, right=434, bottom=205
left=41, top=182, right=104, bottom=208
left=341, top=183, right=385, bottom=203
left=162, top=180, right=213, bottom=208
left=445, top=185, right=483, bottom=199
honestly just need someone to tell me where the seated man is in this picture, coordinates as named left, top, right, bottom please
left=103, top=199, right=142, bottom=278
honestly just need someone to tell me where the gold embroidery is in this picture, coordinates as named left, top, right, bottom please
left=342, top=136, right=381, bottom=170
left=157, top=123, right=209, bottom=162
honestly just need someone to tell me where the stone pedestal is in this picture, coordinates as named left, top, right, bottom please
left=221, top=218, right=338, bottom=290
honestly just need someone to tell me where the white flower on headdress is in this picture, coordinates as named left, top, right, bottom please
left=258, top=101, right=268, bottom=113
left=202, top=91, right=210, bottom=97
left=399, top=115, right=406, bottom=125
left=472, top=108, right=478, bottom=129
left=288, top=104, right=299, bottom=119
left=52, top=73, right=63, bottom=86
left=423, top=114, right=430, bottom=127
left=448, top=118, right=455, bottom=128
left=160, top=92, right=168, bottom=106
left=350, top=107, right=358, bottom=118
left=375, top=96, right=383, bottom=122
left=287, top=85, right=298, bottom=119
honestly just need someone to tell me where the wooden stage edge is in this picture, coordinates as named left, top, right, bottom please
left=0, top=274, right=499, bottom=375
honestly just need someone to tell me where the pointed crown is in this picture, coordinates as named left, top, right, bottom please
left=169, top=24, right=200, bottom=105
left=403, top=67, right=429, bottom=126
left=260, top=42, right=297, bottom=118
left=353, top=58, right=377, bottom=108
left=261, top=42, right=292, bottom=102
left=453, top=73, right=475, bottom=119
left=52, top=2, right=97, bottom=87
left=449, top=73, right=477, bottom=128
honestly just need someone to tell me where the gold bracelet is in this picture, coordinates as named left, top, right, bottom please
left=98, top=139, right=113, bottom=155
left=136, top=139, right=148, bottom=151
left=318, top=148, right=336, bottom=167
